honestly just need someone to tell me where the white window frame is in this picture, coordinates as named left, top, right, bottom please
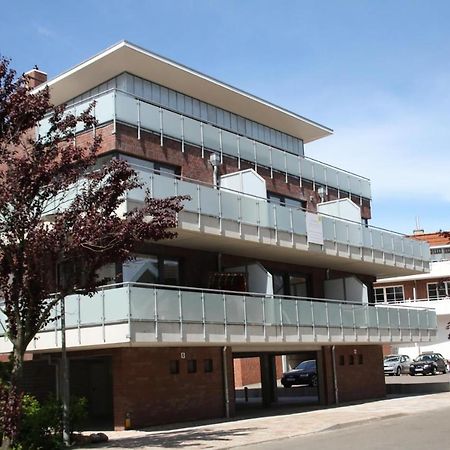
left=374, top=285, right=405, bottom=303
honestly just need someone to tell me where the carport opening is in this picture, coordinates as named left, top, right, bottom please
left=233, top=351, right=320, bottom=412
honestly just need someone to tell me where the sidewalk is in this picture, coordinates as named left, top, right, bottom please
left=80, top=392, right=450, bottom=449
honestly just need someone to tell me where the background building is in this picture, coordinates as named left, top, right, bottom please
left=0, top=41, right=435, bottom=430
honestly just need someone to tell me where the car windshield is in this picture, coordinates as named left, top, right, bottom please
left=415, top=355, right=432, bottom=362
left=384, top=357, right=399, bottom=363
left=295, top=360, right=316, bottom=370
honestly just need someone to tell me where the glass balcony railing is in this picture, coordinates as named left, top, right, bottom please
left=0, top=284, right=437, bottom=344
left=38, top=89, right=372, bottom=199
left=126, top=169, right=429, bottom=267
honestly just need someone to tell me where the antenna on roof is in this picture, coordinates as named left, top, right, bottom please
left=413, top=216, right=424, bottom=235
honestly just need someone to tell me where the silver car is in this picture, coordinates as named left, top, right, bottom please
left=384, top=355, right=411, bottom=376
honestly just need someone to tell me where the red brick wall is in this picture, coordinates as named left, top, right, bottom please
left=322, top=345, right=385, bottom=404
left=375, top=279, right=430, bottom=301
left=233, top=356, right=284, bottom=388
left=112, top=346, right=234, bottom=429
left=89, top=123, right=371, bottom=220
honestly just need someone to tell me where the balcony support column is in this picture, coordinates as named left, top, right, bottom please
left=260, top=354, right=277, bottom=407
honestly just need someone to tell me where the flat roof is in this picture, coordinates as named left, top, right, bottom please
left=39, top=41, right=333, bottom=144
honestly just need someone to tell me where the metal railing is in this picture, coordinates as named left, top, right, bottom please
left=38, top=89, right=372, bottom=199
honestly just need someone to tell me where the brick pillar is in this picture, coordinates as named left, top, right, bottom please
left=24, top=69, right=47, bottom=88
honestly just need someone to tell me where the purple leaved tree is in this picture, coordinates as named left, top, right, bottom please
left=0, top=57, right=186, bottom=448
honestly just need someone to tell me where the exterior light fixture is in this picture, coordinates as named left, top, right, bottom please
left=209, top=153, right=222, bottom=188
left=317, top=186, right=326, bottom=203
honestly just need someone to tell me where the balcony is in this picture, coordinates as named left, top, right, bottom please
left=125, top=169, right=429, bottom=276
left=38, top=89, right=371, bottom=200
left=0, top=283, right=436, bottom=353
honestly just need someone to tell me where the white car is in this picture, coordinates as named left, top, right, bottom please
left=384, top=355, right=411, bottom=376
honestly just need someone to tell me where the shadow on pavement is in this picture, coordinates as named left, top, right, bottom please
left=79, top=427, right=259, bottom=449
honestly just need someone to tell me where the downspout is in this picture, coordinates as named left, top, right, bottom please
left=331, top=345, right=339, bottom=405
left=223, top=346, right=230, bottom=418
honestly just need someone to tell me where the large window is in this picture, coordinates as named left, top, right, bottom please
left=267, top=192, right=306, bottom=210
left=427, top=282, right=450, bottom=300
left=272, top=272, right=309, bottom=297
left=123, top=255, right=180, bottom=285
left=374, top=286, right=404, bottom=303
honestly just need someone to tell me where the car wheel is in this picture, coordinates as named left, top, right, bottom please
left=310, top=375, right=318, bottom=387
left=410, top=373, right=415, bottom=376
left=396, top=367, right=401, bottom=376
left=431, top=366, right=437, bottom=375
left=443, top=366, right=447, bottom=374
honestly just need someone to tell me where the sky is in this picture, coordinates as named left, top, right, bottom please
left=1, top=0, right=449, bottom=234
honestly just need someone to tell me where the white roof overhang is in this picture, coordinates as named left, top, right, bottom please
left=38, top=41, right=333, bottom=144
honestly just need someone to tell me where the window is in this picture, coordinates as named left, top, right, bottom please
left=122, top=255, right=180, bottom=285
left=339, top=355, right=345, bottom=366
left=373, top=286, right=404, bottom=303
left=349, top=355, right=354, bottom=365
left=358, top=354, right=363, bottom=365
left=427, top=282, right=450, bottom=300
left=187, top=360, right=197, bottom=374
left=204, top=359, right=213, bottom=373
left=169, top=360, right=179, bottom=374
left=271, top=272, right=309, bottom=297
left=267, top=192, right=306, bottom=210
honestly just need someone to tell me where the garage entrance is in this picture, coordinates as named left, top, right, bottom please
left=233, top=351, right=320, bottom=412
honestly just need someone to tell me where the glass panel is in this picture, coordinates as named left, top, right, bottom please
left=240, top=195, right=259, bottom=226
left=367, top=307, right=378, bottom=327
left=203, top=123, right=221, bottom=152
left=321, top=217, right=335, bottom=241
left=361, top=180, right=371, bottom=199
left=264, top=298, right=281, bottom=325
left=313, top=163, right=326, bottom=185
left=65, top=294, right=79, bottom=327
left=162, top=109, right=182, bottom=140
left=427, top=310, right=437, bottom=329
left=382, top=233, right=394, bottom=252
left=177, top=180, right=198, bottom=213
left=181, top=291, right=202, bottom=321
left=292, top=209, right=307, bottom=235
left=199, top=186, right=220, bottom=217
left=312, top=302, right=327, bottom=326
left=80, top=292, right=103, bottom=325
left=104, top=287, right=129, bottom=321
left=362, top=227, right=372, bottom=249
left=255, top=142, right=271, bottom=167
left=350, top=176, right=362, bottom=196
left=275, top=205, right=292, bottom=232
left=298, top=300, right=313, bottom=326
left=130, top=287, right=155, bottom=320
left=183, top=116, right=202, bottom=146
left=377, top=307, right=389, bottom=328
left=151, top=174, right=176, bottom=198
left=371, top=230, right=383, bottom=251
left=156, top=289, right=179, bottom=321
left=326, top=167, right=339, bottom=190
left=246, top=297, right=264, bottom=324
left=271, top=148, right=285, bottom=172
left=163, top=259, right=180, bottom=285
left=140, top=101, right=160, bottom=133
left=300, top=158, right=313, bottom=181
left=221, top=130, right=239, bottom=158
left=335, top=221, right=348, bottom=243
left=258, top=201, right=272, bottom=228
left=204, top=293, right=225, bottom=322
left=399, top=309, right=409, bottom=328
left=327, top=303, right=341, bottom=327
left=225, top=295, right=245, bottom=323
left=348, top=223, right=362, bottom=246
left=354, top=308, right=367, bottom=328
left=281, top=299, right=297, bottom=325
left=115, top=91, right=138, bottom=124
left=341, top=305, right=354, bottom=327
left=239, top=137, right=254, bottom=162
left=337, top=172, right=351, bottom=192
left=289, top=276, right=308, bottom=297
left=388, top=308, right=400, bottom=327
left=94, top=92, right=114, bottom=125
left=286, top=153, right=300, bottom=177
left=221, top=190, right=239, bottom=221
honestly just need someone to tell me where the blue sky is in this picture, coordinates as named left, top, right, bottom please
left=1, top=0, right=449, bottom=234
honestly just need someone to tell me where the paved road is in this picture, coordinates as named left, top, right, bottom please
left=384, top=372, right=449, bottom=383
left=240, top=405, right=450, bottom=450
left=84, top=392, right=450, bottom=449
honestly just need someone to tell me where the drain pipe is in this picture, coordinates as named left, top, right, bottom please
left=331, top=345, right=339, bottom=405
left=223, top=346, right=230, bottom=418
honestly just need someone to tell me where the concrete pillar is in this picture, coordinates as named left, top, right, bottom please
left=260, top=354, right=277, bottom=407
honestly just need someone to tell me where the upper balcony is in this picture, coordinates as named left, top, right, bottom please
left=0, top=283, right=437, bottom=354
left=38, top=89, right=372, bottom=201
left=122, top=165, right=429, bottom=277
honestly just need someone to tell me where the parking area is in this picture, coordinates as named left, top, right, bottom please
left=385, top=373, right=450, bottom=384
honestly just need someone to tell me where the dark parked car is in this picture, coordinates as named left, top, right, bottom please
left=409, top=353, right=448, bottom=376
left=281, top=360, right=318, bottom=388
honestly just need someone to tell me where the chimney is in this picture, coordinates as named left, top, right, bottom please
left=24, top=68, right=47, bottom=88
